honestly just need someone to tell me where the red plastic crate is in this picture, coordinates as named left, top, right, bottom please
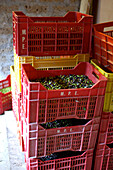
left=12, top=93, right=24, bottom=152
left=12, top=91, right=21, bottom=121
left=96, top=112, right=110, bottom=146
left=21, top=62, right=107, bottom=124
left=95, top=112, right=113, bottom=146
left=10, top=66, right=21, bottom=121
left=94, top=143, right=113, bottom=170
left=22, top=116, right=100, bottom=158
left=93, top=112, right=113, bottom=170
left=13, top=11, right=93, bottom=56
left=12, top=89, right=21, bottom=122
left=12, top=82, right=21, bottom=121
left=0, top=75, right=12, bottom=114
left=107, top=112, right=113, bottom=144
left=10, top=66, right=24, bottom=151
left=93, top=21, right=113, bottom=72
left=26, top=149, right=94, bottom=170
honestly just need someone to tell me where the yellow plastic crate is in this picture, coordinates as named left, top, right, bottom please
left=14, top=53, right=90, bottom=92
left=10, top=66, right=16, bottom=97
left=91, top=59, right=113, bottom=112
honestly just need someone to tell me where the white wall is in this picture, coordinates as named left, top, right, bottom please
left=96, top=0, right=113, bottom=23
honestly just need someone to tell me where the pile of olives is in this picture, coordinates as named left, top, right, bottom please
left=41, top=118, right=89, bottom=129
left=34, top=74, right=94, bottom=89
left=40, top=151, right=84, bottom=161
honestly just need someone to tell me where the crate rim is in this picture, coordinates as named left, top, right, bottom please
left=91, top=59, right=113, bottom=76
left=13, top=10, right=93, bottom=19
left=22, top=62, right=107, bottom=89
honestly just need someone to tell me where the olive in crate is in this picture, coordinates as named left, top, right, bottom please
left=33, top=74, right=94, bottom=89
left=40, top=150, right=84, bottom=161
left=41, top=118, right=89, bottom=129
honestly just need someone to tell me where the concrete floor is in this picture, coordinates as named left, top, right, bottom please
left=0, top=111, right=26, bottom=170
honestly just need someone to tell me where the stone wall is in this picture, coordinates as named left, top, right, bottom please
left=0, top=0, right=81, bottom=80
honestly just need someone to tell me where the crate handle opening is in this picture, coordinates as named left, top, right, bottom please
left=81, top=15, right=85, bottom=19
left=92, top=71, right=99, bottom=79
left=39, top=150, right=85, bottom=162
left=40, top=118, right=91, bottom=129
left=107, top=142, right=113, bottom=149
left=104, top=26, right=113, bottom=32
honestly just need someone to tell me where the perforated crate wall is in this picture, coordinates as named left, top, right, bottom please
left=10, top=66, right=21, bottom=121
left=94, top=21, right=113, bottom=72
left=21, top=62, right=107, bottom=124
left=22, top=116, right=100, bottom=158
left=91, top=59, right=113, bottom=112
left=26, top=149, right=94, bottom=170
left=94, top=143, right=113, bottom=170
left=0, top=75, right=12, bottom=114
left=13, top=11, right=93, bottom=56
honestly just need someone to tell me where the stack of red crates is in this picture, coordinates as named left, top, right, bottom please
left=91, top=21, right=113, bottom=169
left=21, top=62, right=107, bottom=169
left=11, top=10, right=110, bottom=170
left=93, top=112, right=113, bottom=170
left=11, top=10, right=94, bottom=121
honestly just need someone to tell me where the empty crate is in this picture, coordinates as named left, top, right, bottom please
left=13, top=11, right=93, bottom=56
left=94, top=21, right=113, bottom=72
left=91, top=59, right=113, bottom=112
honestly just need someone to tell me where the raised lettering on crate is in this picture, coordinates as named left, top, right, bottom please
left=22, top=29, right=26, bottom=50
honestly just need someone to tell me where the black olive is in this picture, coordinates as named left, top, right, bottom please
left=34, top=74, right=94, bottom=90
